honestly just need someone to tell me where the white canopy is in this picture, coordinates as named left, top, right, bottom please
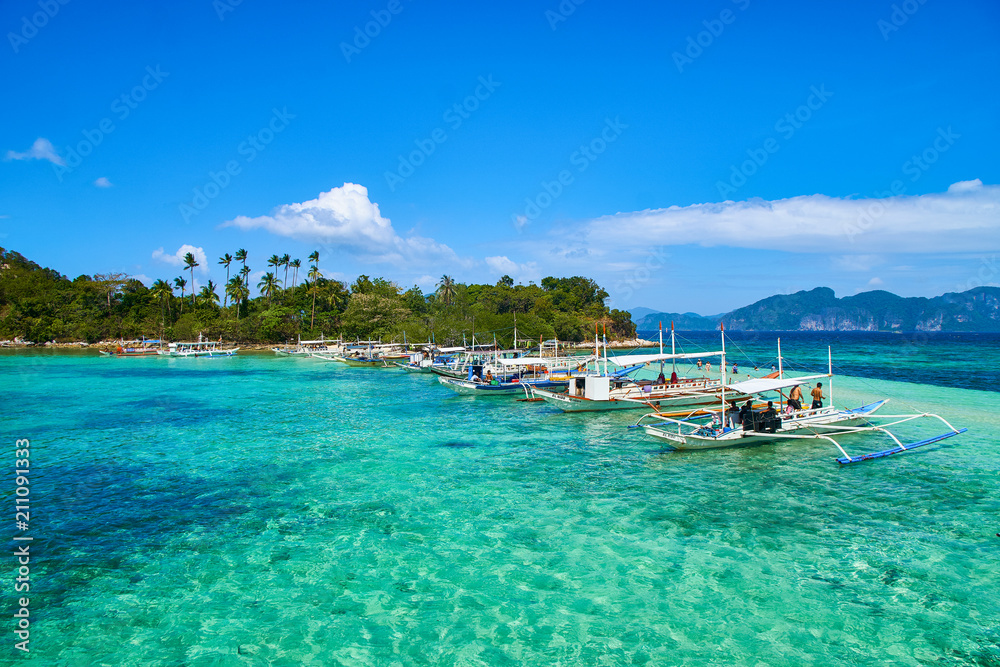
left=725, top=373, right=830, bottom=395
left=497, top=355, right=595, bottom=367
left=435, top=346, right=465, bottom=353
left=606, top=350, right=723, bottom=367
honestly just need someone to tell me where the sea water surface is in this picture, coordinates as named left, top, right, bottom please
left=1, top=333, right=998, bottom=666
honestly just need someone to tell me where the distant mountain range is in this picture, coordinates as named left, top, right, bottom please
left=632, top=286, right=1000, bottom=332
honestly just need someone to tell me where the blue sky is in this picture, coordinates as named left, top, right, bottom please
left=2, top=0, right=998, bottom=313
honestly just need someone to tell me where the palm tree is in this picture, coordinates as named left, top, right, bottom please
left=234, top=248, right=248, bottom=286
left=198, top=280, right=220, bottom=307
left=280, top=254, right=291, bottom=294
left=183, top=252, right=199, bottom=306
left=289, top=259, right=301, bottom=292
left=308, top=264, right=322, bottom=330
left=151, top=279, right=173, bottom=330
left=226, top=276, right=249, bottom=321
left=238, top=265, right=251, bottom=289
left=308, top=250, right=319, bottom=266
left=258, top=272, right=279, bottom=307
left=267, top=255, right=281, bottom=287
left=437, top=275, right=456, bottom=306
left=173, top=277, right=187, bottom=312
left=218, top=253, right=233, bottom=307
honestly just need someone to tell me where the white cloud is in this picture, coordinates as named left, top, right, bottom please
left=152, top=245, right=209, bottom=273
left=567, top=181, right=1000, bottom=255
left=485, top=255, right=540, bottom=283
left=947, top=178, right=982, bottom=193
left=94, top=177, right=113, bottom=188
left=5, top=138, right=64, bottom=166
left=415, top=275, right=437, bottom=289
left=485, top=256, right=519, bottom=274
left=867, top=277, right=884, bottom=286
left=222, top=182, right=461, bottom=266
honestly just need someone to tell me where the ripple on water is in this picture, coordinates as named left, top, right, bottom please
left=1, top=351, right=997, bottom=665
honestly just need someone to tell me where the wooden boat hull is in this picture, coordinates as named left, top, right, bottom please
left=642, top=401, right=888, bottom=450
left=438, top=376, right=569, bottom=396
left=160, top=348, right=239, bottom=358
left=337, top=356, right=390, bottom=367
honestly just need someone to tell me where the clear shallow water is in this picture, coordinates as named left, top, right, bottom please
left=635, top=330, right=1000, bottom=394
left=1, top=342, right=999, bottom=666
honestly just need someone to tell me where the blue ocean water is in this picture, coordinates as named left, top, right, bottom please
left=1, top=337, right=998, bottom=666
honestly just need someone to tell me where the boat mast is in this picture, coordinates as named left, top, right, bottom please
left=777, top=337, right=783, bottom=379
left=828, top=346, right=833, bottom=408
left=720, top=323, right=727, bottom=413
left=671, top=321, right=677, bottom=377
left=603, top=323, right=608, bottom=376
left=659, top=321, right=664, bottom=379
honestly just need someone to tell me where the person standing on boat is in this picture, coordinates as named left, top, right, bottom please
left=656, top=371, right=666, bottom=385
left=810, top=382, right=825, bottom=409
left=787, top=385, right=803, bottom=411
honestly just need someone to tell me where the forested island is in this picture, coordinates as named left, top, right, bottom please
left=635, top=286, right=1000, bottom=333
left=0, top=248, right=636, bottom=345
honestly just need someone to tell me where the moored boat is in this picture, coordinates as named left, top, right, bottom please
left=631, top=333, right=967, bottom=464
left=99, top=337, right=164, bottom=357
left=160, top=335, right=239, bottom=358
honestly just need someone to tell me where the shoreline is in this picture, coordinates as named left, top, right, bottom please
left=2, top=338, right=662, bottom=352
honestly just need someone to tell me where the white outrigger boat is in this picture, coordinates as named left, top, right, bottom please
left=437, top=358, right=577, bottom=396
left=310, top=340, right=404, bottom=367
left=272, top=335, right=338, bottom=356
left=438, top=347, right=596, bottom=396
left=531, top=322, right=750, bottom=412
left=632, top=332, right=967, bottom=464
left=160, top=335, right=239, bottom=358
left=99, top=337, right=164, bottom=357
left=395, top=346, right=466, bottom=373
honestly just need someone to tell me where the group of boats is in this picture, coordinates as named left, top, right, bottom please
left=99, top=335, right=239, bottom=358
left=101, top=326, right=967, bottom=465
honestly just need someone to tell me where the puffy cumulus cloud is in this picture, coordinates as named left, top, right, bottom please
left=5, top=138, right=64, bottom=166
left=947, top=178, right=982, bottom=193
left=485, top=255, right=540, bottom=284
left=222, top=183, right=461, bottom=266
left=570, top=181, right=1000, bottom=255
left=152, top=245, right=209, bottom=273
left=94, top=177, right=113, bottom=188
left=485, top=256, right=519, bottom=274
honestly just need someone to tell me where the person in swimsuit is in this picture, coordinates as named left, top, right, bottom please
left=810, top=382, right=825, bottom=409
left=787, top=385, right=803, bottom=411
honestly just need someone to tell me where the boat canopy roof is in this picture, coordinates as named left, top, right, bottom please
left=606, top=350, right=722, bottom=367
left=496, top=355, right=594, bottom=367
left=435, top=346, right=465, bottom=353
left=725, top=373, right=830, bottom=395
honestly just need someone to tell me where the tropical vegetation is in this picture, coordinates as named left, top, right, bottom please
left=0, top=247, right=636, bottom=345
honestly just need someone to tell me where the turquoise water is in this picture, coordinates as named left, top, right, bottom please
left=2, top=339, right=999, bottom=666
